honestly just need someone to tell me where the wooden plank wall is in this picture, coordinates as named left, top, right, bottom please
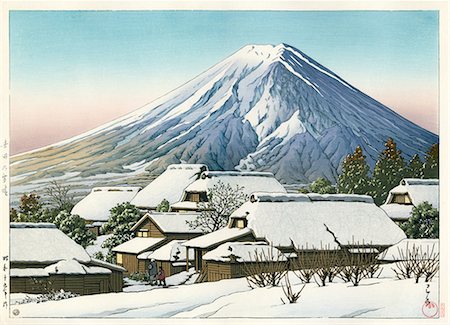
left=10, top=274, right=118, bottom=295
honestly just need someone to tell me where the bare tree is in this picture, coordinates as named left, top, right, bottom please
left=392, top=243, right=439, bottom=283
left=187, top=181, right=248, bottom=233
left=45, top=181, right=75, bottom=211
left=281, top=273, right=306, bottom=304
left=243, top=246, right=288, bottom=288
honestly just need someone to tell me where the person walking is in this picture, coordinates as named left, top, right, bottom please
left=157, top=266, right=166, bottom=287
left=148, top=259, right=157, bottom=286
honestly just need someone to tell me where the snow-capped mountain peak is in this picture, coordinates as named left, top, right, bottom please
left=11, top=43, right=437, bottom=199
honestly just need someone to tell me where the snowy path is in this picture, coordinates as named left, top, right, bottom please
left=12, top=267, right=439, bottom=319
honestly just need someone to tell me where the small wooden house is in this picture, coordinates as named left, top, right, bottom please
left=71, top=186, right=141, bottom=234
left=10, top=223, right=125, bottom=295
left=170, top=171, right=287, bottom=212
left=182, top=227, right=256, bottom=273
left=202, top=242, right=286, bottom=282
left=381, top=178, right=439, bottom=222
left=112, top=212, right=203, bottom=274
left=131, top=164, right=208, bottom=209
left=138, top=240, right=194, bottom=277
left=184, top=193, right=406, bottom=282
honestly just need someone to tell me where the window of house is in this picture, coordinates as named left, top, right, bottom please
left=136, top=229, right=149, bottom=237
left=391, top=194, right=412, bottom=204
left=231, top=218, right=247, bottom=229
left=116, top=253, right=123, bottom=265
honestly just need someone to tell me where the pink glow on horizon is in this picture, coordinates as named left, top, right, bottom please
left=10, top=84, right=439, bottom=155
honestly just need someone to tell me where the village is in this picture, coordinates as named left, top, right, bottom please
left=8, top=140, right=440, bottom=318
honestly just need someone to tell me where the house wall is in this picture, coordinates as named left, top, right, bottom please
left=135, top=219, right=165, bottom=238
left=119, top=253, right=139, bottom=275
left=10, top=273, right=117, bottom=295
left=137, top=259, right=189, bottom=277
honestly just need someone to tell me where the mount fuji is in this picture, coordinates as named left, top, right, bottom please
left=10, top=43, right=438, bottom=200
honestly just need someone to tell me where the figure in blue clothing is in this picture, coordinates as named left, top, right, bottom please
left=148, top=259, right=158, bottom=286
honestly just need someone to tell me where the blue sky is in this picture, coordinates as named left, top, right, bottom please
left=10, top=10, right=439, bottom=154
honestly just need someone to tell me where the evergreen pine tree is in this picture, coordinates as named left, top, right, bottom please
left=101, top=202, right=142, bottom=263
left=156, top=199, right=170, bottom=212
left=370, top=138, right=405, bottom=205
left=423, top=143, right=439, bottom=179
left=309, top=177, right=337, bottom=194
left=404, top=154, right=424, bottom=178
left=54, top=211, right=96, bottom=248
left=337, top=146, right=371, bottom=195
left=400, top=202, right=438, bottom=239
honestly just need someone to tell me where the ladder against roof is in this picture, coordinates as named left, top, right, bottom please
left=195, top=266, right=208, bottom=283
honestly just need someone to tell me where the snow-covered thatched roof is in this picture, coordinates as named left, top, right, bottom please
left=71, top=186, right=141, bottom=222
left=112, top=237, right=166, bottom=254
left=10, top=223, right=91, bottom=264
left=379, top=204, right=413, bottom=221
left=228, top=193, right=405, bottom=250
left=203, top=242, right=286, bottom=263
left=90, top=258, right=126, bottom=272
left=182, top=171, right=287, bottom=195
left=380, top=239, right=439, bottom=261
left=385, top=178, right=439, bottom=208
left=183, top=227, right=253, bottom=249
left=381, top=178, right=439, bottom=221
left=131, top=164, right=207, bottom=208
left=138, top=240, right=193, bottom=262
left=11, top=259, right=113, bottom=278
left=131, top=212, right=202, bottom=234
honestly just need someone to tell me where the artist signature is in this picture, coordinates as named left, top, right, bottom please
left=422, top=284, right=438, bottom=318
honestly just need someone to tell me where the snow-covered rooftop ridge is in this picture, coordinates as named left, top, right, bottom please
left=308, top=193, right=373, bottom=203
left=249, top=192, right=374, bottom=203
left=200, top=171, right=275, bottom=179
left=183, top=227, right=253, bottom=249
left=90, top=186, right=141, bottom=193
left=10, top=222, right=57, bottom=229
left=167, top=164, right=207, bottom=171
left=44, top=259, right=111, bottom=275
left=112, top=237, right=166, bottom=254
left=141, top=240, right=193, bottom=262
left=11, top=224, right=91, bottom=264
left=132, top=212, right=202, bottom=234
left=385, top=178, right=439, bottom=209
left=130, top=163, right=207, bottom=208
left=402, top=178, right=439, bottom=186
left=203, top=242, right=287, bottom=263
left=183, top=171, right=287, bottom=196
left=229, top=197, right=405, bottom=249
left=71, top=186, right=141, bottom=222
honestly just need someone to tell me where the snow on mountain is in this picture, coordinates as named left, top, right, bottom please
left=10, top=43, right=438, bottom=200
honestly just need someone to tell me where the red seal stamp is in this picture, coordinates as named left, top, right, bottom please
left=422, top=300, right=439, bottom=318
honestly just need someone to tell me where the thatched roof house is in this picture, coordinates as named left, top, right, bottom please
left=71, top=186, right=141, bottom=223
left=10, top=223, right=124, bottom=295
left=131, top=164, right=207, bottom=209
left=112, top=212, right=203, bottom=274
left=171, top=171, right=287, bottom=211
left=381, top=178, right=439, bottom=222
left=183, top=193, right=406, bottom=278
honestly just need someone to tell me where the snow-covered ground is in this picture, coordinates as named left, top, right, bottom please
left=10, top=265, right=439, bottom=319
left=85, top=234, right=112, bottom=257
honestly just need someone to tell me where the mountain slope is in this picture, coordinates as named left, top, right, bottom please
left=10, top=43, right=438, bottom=200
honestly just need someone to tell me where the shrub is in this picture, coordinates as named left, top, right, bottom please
left=400, top=202, right=439, bottom=239
left=244, top=246, right=288, bottom=288
left=281, top=274, right=306, bottom=304
left=391, top=243, right=439, bottom=283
